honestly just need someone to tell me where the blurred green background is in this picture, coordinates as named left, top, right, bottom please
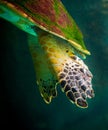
left=1, top=0, right=108, bottom=130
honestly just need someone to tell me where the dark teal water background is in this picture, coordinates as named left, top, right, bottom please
left=1, top=0, right=108, bottom=130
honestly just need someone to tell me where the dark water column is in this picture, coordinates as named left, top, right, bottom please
left=1, top=0, right=108, bottom=130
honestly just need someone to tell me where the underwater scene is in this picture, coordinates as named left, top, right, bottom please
left=0, top=0, right=108, bottom=130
